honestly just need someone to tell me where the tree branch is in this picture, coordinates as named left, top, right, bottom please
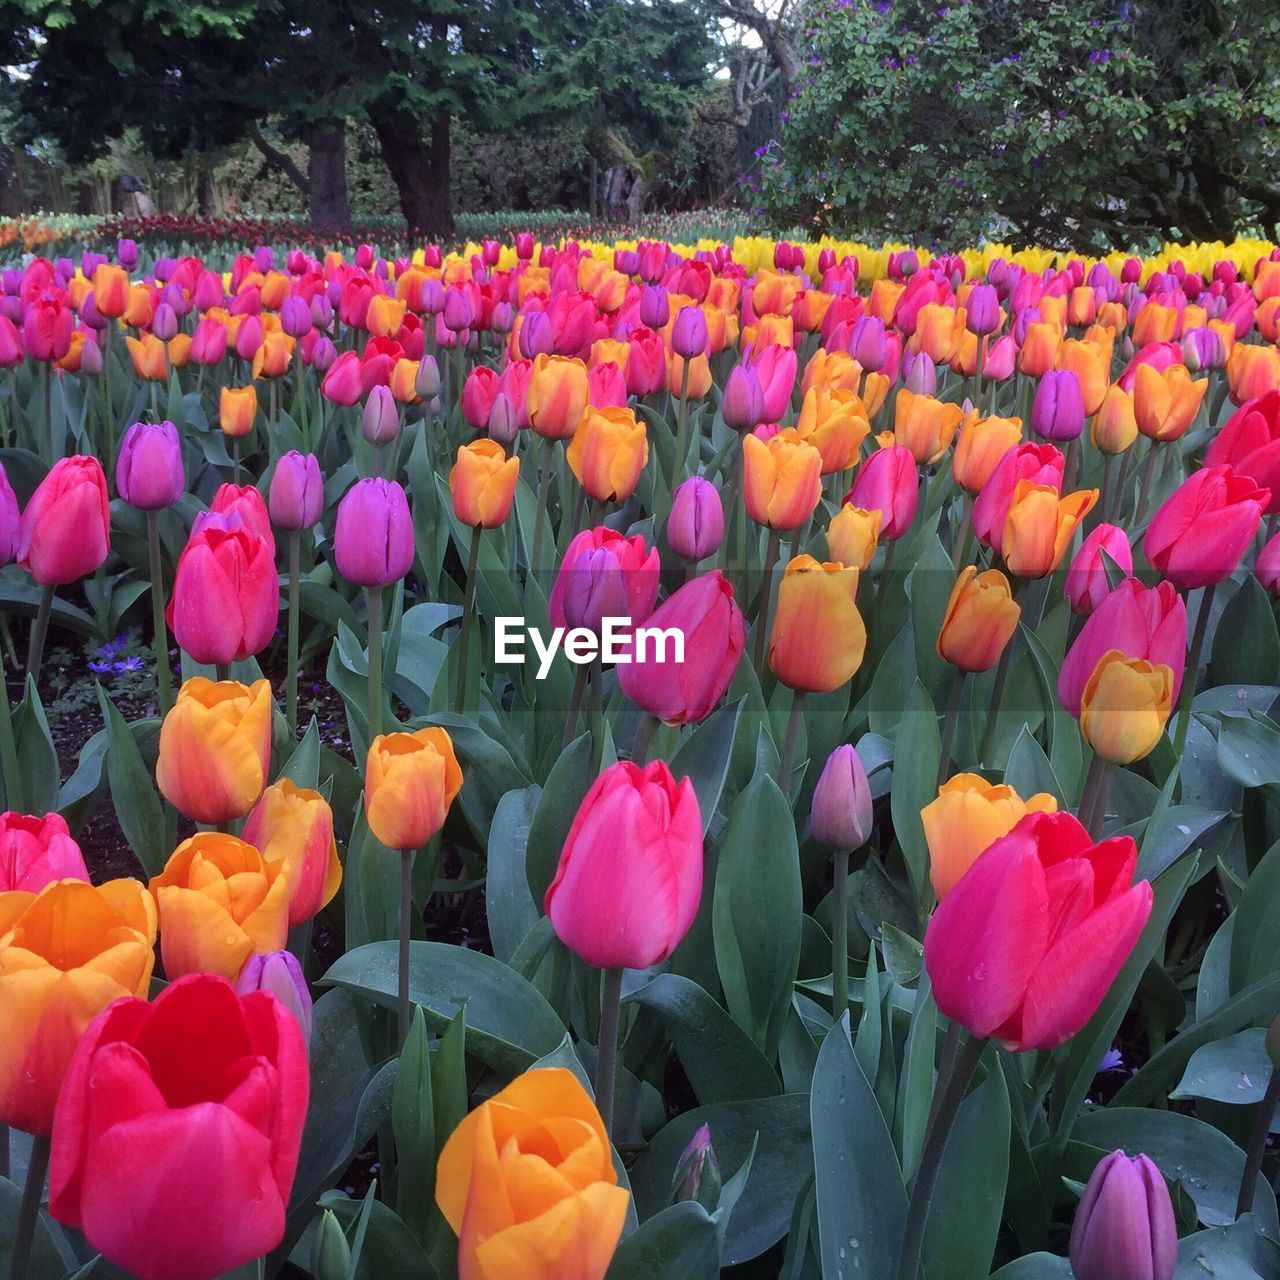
left=248, top=122, right=309, bottom=196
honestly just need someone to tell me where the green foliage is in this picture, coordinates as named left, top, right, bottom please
left=763, top=0, right=1280, bottom=248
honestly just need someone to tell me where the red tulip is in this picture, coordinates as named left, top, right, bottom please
left=1203, top=390, right=1280, bottom=515
left=973, top=443, right=1064, bottom=554
left=544, top=760, right=703, bottom=969
left=22, top=293, right=73, bottom=361
left=49, top=973, right=308, bottom=1280
left=0, top=811, right=88, bottom=891
left=1064, top=523, right=1133, bottom=616
left=167, top=515, right=279, bottom=665
left=844, top=444, right=918, bottom=540
left=18, top=456, right=110, bottom=585
left=1059, top=577, right=1186, bottom=717
left=1144, top=464, right=1269, bottom=591
left=617, top=570, right=745, bottom=725
left=924, top=811, right=1152, bottom=1050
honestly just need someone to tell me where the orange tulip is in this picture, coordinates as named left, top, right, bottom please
left=251, top=330, right=294, bottom=380
left=802, top=348, right=863, bottom=395
left=1066, top=286, right=1097, bottom=327
left=589, top=338, right=630, bottom=372
left=794, top=288, right=834, bottom=333
left=1091, top=384, right=1138, bottom=455
left=768, top=555, right=865, bottom=692
left=826, top=503, right=881, bottom=571
left=365, top=727, right=463, bottom=851
left=1253, top=259, right=1280, bottom=302
left=155, top=678, right=273, bottom=824
left=566, top=406, right=648, bottom=503
left=936, top=566, right=1020, bottom=672
left=742, top=429, right=823, bottom=530
left=796, top=386, right=870, bottom=474
left=366, top=294, right=406, bottom=339
left=911, top=303, right=965, bottom=363
left=0, top=877, right=155, bottom=1134
left=1096, top=300, right=1128, bottom=331
left=450, top=438, right=521, bottom=527
left=752, top=271, right=801, bottom=317
left=1227, top=343, right=1280, bottom=404
left=1018, top=322, right=1062, bottom=377
left=1057, top=339, right=1109, bottom=416
left=1134, top=363, right=1208, bottom=441
left=90, top=264, right=129, bottom=319
left=666, top=351, right=713, bottom=400
left=122, top=282, right=154, bottom=329
left=435, top=1068, right=628, bottom=1280
left=391, top=356, right=422, bottom=404
left=125, top=333, right=168, bottom=381
left=1037, top=294, right=1067, bottom=330
left=868, top=278, right=905, bottom=322
left=1079, top=650, right=1175, bottom=764
left=1002, top=482, right=1098, bottom=579
left=527, top=355, right=590, bottom=439
left=861, top=371, right=890, bottom=420
left=168, top=332, right=192, bottom=368
left=220, top=385, right=258, bottom=437
left=1132, top=302, right=1179, bottom=345
left=259, top=270, right=290, bottom=310
left=54, top=330, right=88, bottom=374
left=150, top=833, right=289, bottom=981
left=952, top=413, right=1023, bottom=492
left=241, top=778, right=342, bottom=927
left=921, top=774, right=1057, bottom=898
left=893, top=389, right=964, bottom=464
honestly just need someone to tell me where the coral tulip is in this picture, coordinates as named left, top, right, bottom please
left=241, top=779, right=342, bottom=928
left=365, top=727, right=463, bottom=851
left=742, top=429, right=823, bottom=530
left=567, top=406, right=648, bottom=503
left=936, top=566, right=1021, bottom=673
left=1002, top=482, right=1098, bottom=579
left=18, top=455, right=110, bottom=585
left=952, top=414, right=1023, bottom=494
left=527, top=354, right=590, bottom=440
left=451, top=438, right=520, bottom=528
left=220, top=385, right=258, bottom=437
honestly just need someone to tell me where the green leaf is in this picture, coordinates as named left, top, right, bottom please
left=525, top=732, right=596, bottom=904
left=922, top=1052, right=1009, bottom=1280
left=894, top=981, right=937, bottom=1180
left=14, top=675, right=59, bottom=814
left=625, top=973, right=783, bottom=1104
left=95, top=687, right=167, bottom=877
left=1229, top=837, right=1280, bottom=993
left=604, top=1202, right=720, bottom=1280
left=889, top=679, right=940, bottom=913
left=629, top=1095, right=812, bottom=1265
left=811, top=1021, right=906, bottom=1280
left=989, top=1256, right=1072, bottom=1279
left=1209, top=576, right=1280, bottom=688
left=319, top=1192, right=439, bottom=1280
left=1217, top=713, right=1280, bottom=790
left=487, top=786, right=542, bottom=964
left=1174, top=1215, right=1280, bottom=1278
left=1003, top=725, right=1065, bottom=807
left=0, top=1172, right=64, bottom=1278
left=391, top=1009, right=434, bottom=1246
left=279, top=718, right=321, bottom=789
left=322, top=941, right=565, bottom=1075
left=713, top=767, right=803, bottom=1059
left=668, top=697, right=744, bottom=835
left=1170, top=1030, right=1273, bottom=1105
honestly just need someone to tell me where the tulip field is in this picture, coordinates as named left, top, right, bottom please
left=1, top=224, right=1280, bottom=1280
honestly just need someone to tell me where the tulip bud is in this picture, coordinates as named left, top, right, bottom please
left=1069, top=1151, right=1176, bottom=1280
left=640, top=284, right=670, bottom=330
left=361, top=385, right=399, bottom=446
left=116, top=238, right=138, bottom=269
left=415, top=353, right=441, bottom=400
left=269, top=451, right=324, bottom=531
left=236, top=950, right=313, bottom=1042
left=850, top=315, right=887, bottom=372
left=936, top=566, right=1021, bottom=673
left=151, top=302, right=179, bottom=342
left=311, top=1210, right=352, bottom=1280
left=1079, top=650, right=1174, bottom=765
left=280, top=295, right=312, bottom=338
left=810, top=744, right=873, bottom=851
left=79, top=335, right=103, bottom=375
left=116, top=420, right=185, bottom=511
left=671, top=306, right=708, bottom=359
left=671, top=1124, right=721, bottom=1212
left=966, top=284, right=1000, bottom=336
left=1031, top=369, right=1086, bottom=442
left=667, top=477, right=724, bottom=563
left=518, top=310, right=555, bottom=359
left=722, top=364, right=765, bottom=431
left=515, top=232, right=535, bottom=260
left=901, top=349, right=937, bottom=395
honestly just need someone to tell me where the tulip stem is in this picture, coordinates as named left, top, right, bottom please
left=936, top=674, right=965, bottom=791
left=832, top=847, right=851, bottom=1023
left=1078, top=753, right=1113, bottom=840
left=232, top=437, right=241, bottom=485
left=1236, top=1064, right=1280, bottom=1219
left=286, top=531, right=301, bottom=740
left=215, top=663, right=230, bottom=683
left=1172, top=581, right=1216, bottom=771
left=146, top=511, right=173, bottom=717
left=895, top=1033, right=984, bottom=1280
left=671, top=359, right=691, bottom=489
left=530, top=437, right=555, bottom=580
left=25, top=584, right=54, bottom=684
left=777, top=690, right=807, bottom=798
left=398, top=848, right=414, bottom=1049
left=596, top=966, right=624, bottom=1142
left=753, top=528, right=781, bottom=674
left=950, top=495, right=975, bottom=572
left=455, top=525, right=483, bottom=714
left=40, top=363, right=52, bottom=466
left=563, top=664, right=589, bottom=749
left=9, top=1133, right=50, bottom=1280
left=1132, top=440, right=1160, bottom=525
left=367, top=586, right=384, bottom=741
left=631, top=712, right=659, bottom=765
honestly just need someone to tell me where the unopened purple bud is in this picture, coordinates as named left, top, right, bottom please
left=281, top=295, right=313, bottom=338
left=965, top=284, right=1000, bottom=336
left=362, top=384, right=400, bottom=445
left=488, top=392, right=520, bottom=444
left=640, top=285, right=670, bottom=330
left=116, top=421, right=185, bottom=511
left=269, top=451, right=324, bottom=531
left=151, top=302, right=179, bottom=342
left=236, top=950, right=313, bottom=1043
left=722, top=365, right=765, bottom=432
left=671, top=1124, right=721, bottom=1211
left=810, top=744, right=873, bottom=851
left=671, top=306, right=708, bottom=359
left=1031, top=368, right=1085, bottom=442
left=310, top=336, right=337, bottom=374
left=902, top=349, right=937, bottom=395
left=668, top=477, right=724, bottom=562
left=1069, top=1151, right=1176, bottom=1280
left=416, top=353, right=441, bottom=400
left=518, top=310, right=555, bottom=360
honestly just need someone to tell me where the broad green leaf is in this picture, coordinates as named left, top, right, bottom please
left=889, top=679, right=940, bottom=913
left=95, top=688, right=167, bottom=877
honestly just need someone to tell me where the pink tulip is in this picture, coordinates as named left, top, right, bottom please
left=845, top=444, right=918, bottom=540
left=0, top=812, right=89, bottom=891
left=321, top=350, right=364, bottom=406
left=18, top=456, right=110, bottom=585
left=1064, top=523, right=1133, bottom=616
left=549, top=527, right=659, bottom=633
left=1258, top=531, right=1280, bottom=594
left=544, top=760, right=702, bottom=969
left=617, top=571, right=744, bottom=725
left=1203, top=390, right=1280, bottom=515
left=972, top=442, right=1064, bottom=553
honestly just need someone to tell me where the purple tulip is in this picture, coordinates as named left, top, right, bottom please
left=362, top=384, right=399, bottom=446
left=235, top=950, right=313, bottom=1043
left=268, top=452, right=323, bottom=531
left=966, top=284, right=1001, bottom=336
left=810, top=744, right=874, bottom=851
left=1069, top=1151, right=1176, bottom=1280
left=640, top=285, right=670, bottom=330
left=1031, top=368, right=1085, bottom=442
left=116, top=239, right=139, bottom=270
left=671, top=306, right=708, bottom=360
left=334, top=478, right=414, bottom=587
left=280, top=295, right=313, bottom=338
left=116, top=421, right=185, bottom=511
left=150, top=302, right=179, bottom=342
left=722, top=364, right=765, bottom=432
left=518, top=310, right=554, bottom=360
left=668, top=477, right=724, bottom=562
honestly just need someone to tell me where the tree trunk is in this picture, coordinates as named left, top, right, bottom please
left=196, top=167, right=216, bottom=217
left=308, top=123, right=351, bottom=229
left=370, top=105, right=454, bottom=238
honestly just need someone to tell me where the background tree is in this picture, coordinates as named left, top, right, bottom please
left=763, top=0, right=1280, bottom=250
